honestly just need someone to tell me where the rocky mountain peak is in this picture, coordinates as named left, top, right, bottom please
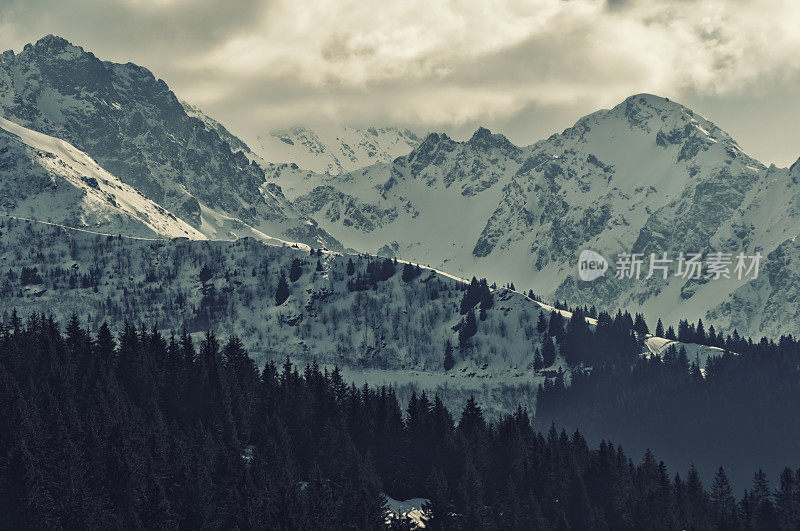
left=466, top=127, right=519, bottom=154
left=33, top=34, right=72, bottom=50
left=421, top=131, right=451, bottom=145
left=0, top=35, right=340, bottom=249
left=407, top=132, right=454, bottom=160
left=619, top=92, right=683, bottom=111
left=23, top=34, right=87, bottom=62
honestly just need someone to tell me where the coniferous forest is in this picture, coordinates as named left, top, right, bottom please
left=534, top=308, right=800, bottom=493
left=2, top=314, right=800, bottom=529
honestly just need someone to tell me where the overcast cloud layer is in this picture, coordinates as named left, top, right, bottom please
left=1, top=0, right=799, bottom=166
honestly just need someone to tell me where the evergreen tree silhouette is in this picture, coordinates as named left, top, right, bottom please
left=275, top=271, right=290, bottom=305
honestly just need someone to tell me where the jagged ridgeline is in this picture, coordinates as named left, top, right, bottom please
left=0, top=218, right=554, bottom=416
left=0, top=35, right=339, bottom=248
left=5, top=33, right=800, bottom=341
left=271, top=95, right=800, bottom=340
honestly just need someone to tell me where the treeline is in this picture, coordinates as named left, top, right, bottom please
left=533, top=308, right=641, bottom=370
left=529, top=292, right=748, bottom=351
left=1, top=313, right=797, bottom=529
left=537, top=319, right=800, bottom=504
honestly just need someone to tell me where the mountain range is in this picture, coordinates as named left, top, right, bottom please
left=269, top=96, right=800, bottom=339
left=2, top=35, right=800, bottom=339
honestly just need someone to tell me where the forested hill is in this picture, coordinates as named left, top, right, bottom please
left=3, top=216, right=800, bottom=494
left=2, top=315, right=799, bottom=529
left=0, top=216, right=562, bottom=417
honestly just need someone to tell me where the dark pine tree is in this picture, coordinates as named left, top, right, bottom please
left=443, top=341, right=455, bottom=371
left=541, top=337, right=556, bottom=368
left=275, top=272, right=290, bottom=305
left=655, top=318, right=665, bottom=338
left=536, top=311, right=548, bottom=335
left=289, top=258, right=303, bottom=283
left=458, top=309, right=478, bottom=350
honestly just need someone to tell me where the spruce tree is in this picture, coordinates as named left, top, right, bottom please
left=775, top=467, right=797, bottom=530
left=562, top=308, right=589, bottom=366
left=443, top=340, right=455, bottom=371
left=548, top=311, right=564, bottom=341
left=401, top=263, right=419, bottom=282
left=289, top=258, right=302, bottom=283
left=423, top=468, right=451, bottom=530
left=541, top=337, right=556, bottom=368
left=458, top=309, right=478, bottom=350
left=566, top=469, right=592, bottom=530
left=633, top=313, right=649, bottom=336
left=536, top=311, right=547, bottom=335
left=750, top=469, right=778, bottom=529
left=275, top=272, right=290, bottom=305
left=533, top=349, right=543, bottom=371
left=696, top=319, right=706, bottom=344
left=711, top=466, right=737, bottom=528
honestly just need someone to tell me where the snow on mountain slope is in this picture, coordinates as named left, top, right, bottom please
left=0, top=218, right=563, bottom=417
left=252, top=125, right=421, bottom=175
left=271, top=128, right=526, bottom=262
left=0, top=117, right=204, bottom=239
left=0, top=35, right=340, bottom=249
left=269, top=94, right=800, bottom=338
left=0, top=218, right=735, bottom=416
left=519, top=94, right=765, bottom=327
left=1, top=35, right=795, bottom=340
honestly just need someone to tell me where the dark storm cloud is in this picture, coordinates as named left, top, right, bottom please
left=0, top=0, right=267, bottom=76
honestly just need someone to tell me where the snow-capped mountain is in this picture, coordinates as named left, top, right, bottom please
left=0, top=35, right=339, bottom=249
left=0, top=117, right=204, bottom=239
left=271, top=127, right=526, bottom=259
left=252, top=125, right=421, bottom=175
left=2, top=34, right=798, bottom=339
left=270, top=95, right=800, bottom=338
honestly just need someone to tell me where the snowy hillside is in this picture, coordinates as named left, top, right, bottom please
left=0, top=117, right=204, bottom=239
left=0, top=218, right=548, bottom=415
left=0, top=35, right=339, bottom=249
left=269, top=95, right=800, bottom=338
left=252, top=125, right=421, bottom=175
left=0, top=218, right=729, bottom=417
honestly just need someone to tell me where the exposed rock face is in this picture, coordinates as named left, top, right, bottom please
left=0, top=35, right=340, bottom=249
left=272, top=94, right=800, bottom=338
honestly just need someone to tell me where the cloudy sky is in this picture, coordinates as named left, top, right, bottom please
left=1, top=0, right=799, bottom=165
